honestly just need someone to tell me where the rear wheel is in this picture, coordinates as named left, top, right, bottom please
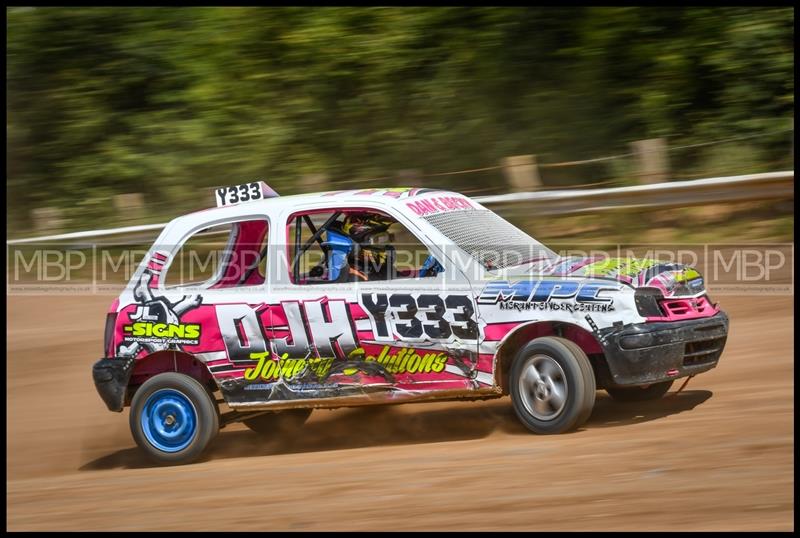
left=510, top=336, right=596, bottom=434
left=606, top=380, right=673, bottom=402
left=242, top=408, right=312, bottom=435
left=130, top=372, right=219, bottom=465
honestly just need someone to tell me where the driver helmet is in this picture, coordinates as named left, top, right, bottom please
left=342, top=213, right=395, bottom=265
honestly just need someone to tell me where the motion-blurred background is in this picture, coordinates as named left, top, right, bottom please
left=6, top=7, right=794, bottom=246
left=6, top=8, right=795, bottom=532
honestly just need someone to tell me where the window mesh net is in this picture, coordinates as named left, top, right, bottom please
left=423, top=209, right=555, bottom=270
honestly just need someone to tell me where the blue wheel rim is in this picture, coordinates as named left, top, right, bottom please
left=140, top=389, right=198, bottom=453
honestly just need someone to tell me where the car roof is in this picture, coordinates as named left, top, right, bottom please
left=176, top=187, right=483, bottom=223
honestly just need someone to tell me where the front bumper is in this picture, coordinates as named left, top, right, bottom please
left=596, top=311, right=729, bottom=388
left=92, top=357, right=135, bottom=412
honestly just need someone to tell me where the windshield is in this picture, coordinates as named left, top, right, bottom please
left=423, top=209, right=557, bottom=271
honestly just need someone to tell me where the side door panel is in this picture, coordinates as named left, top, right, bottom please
left=204, top=205, right=495, bottom=407
left=245, top=251, right=492, bottom=405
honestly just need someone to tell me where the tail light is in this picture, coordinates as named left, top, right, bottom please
left=636, top=288, right=719, bottom=322
left=649, top=295, right=719, bottom=321
left=104, top=312, right=117, bottom=357
left=657, top=296, right=716, bottom=320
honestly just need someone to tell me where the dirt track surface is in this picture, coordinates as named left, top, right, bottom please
left=7, top=294, right=794, bottom=531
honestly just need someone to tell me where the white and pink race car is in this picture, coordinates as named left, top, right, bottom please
left=93, top=184, right=728, bottom=464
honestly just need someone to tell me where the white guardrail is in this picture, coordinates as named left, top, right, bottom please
left=6, top=170, right=794, bottom=245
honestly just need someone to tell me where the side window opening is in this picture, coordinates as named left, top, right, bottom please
left=164, top=218, right=269, bottom=289
left=288, top=209, right=442, bottom=284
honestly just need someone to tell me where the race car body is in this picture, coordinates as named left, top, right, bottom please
left=92, top=184, right=728, bottom=463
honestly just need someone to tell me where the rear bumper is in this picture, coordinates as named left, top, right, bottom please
left=92, top=357, right=135, bottom=412
left=597, top=311, right=729, bottom=388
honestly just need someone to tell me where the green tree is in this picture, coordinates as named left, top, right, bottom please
left=6, top=7, right=794, bottom=234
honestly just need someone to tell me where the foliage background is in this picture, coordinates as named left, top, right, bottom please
left=6, top=7, right=794, bottom=235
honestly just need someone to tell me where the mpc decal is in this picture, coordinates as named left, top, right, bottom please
left=477, top=279, right=622, bottom=312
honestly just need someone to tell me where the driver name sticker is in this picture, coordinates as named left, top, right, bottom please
left=405, top=196, right=475, bottom=216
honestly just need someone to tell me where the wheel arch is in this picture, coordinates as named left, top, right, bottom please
left=128, top=351, right=218, bottom=404
left=493, top=321, right=605, bottom=394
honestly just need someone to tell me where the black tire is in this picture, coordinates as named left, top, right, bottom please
left=557, top=337, right=598, bottom=426
left=242, top=408, right=312, bottom=435
left=130, top=372, right=219, bottom=465
left=510, top=336, right=596, bottom=434
left=606, top=380, right=673, bottom=402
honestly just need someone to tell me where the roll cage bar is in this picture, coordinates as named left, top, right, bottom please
left=291, top=211, right=342, bottom=284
